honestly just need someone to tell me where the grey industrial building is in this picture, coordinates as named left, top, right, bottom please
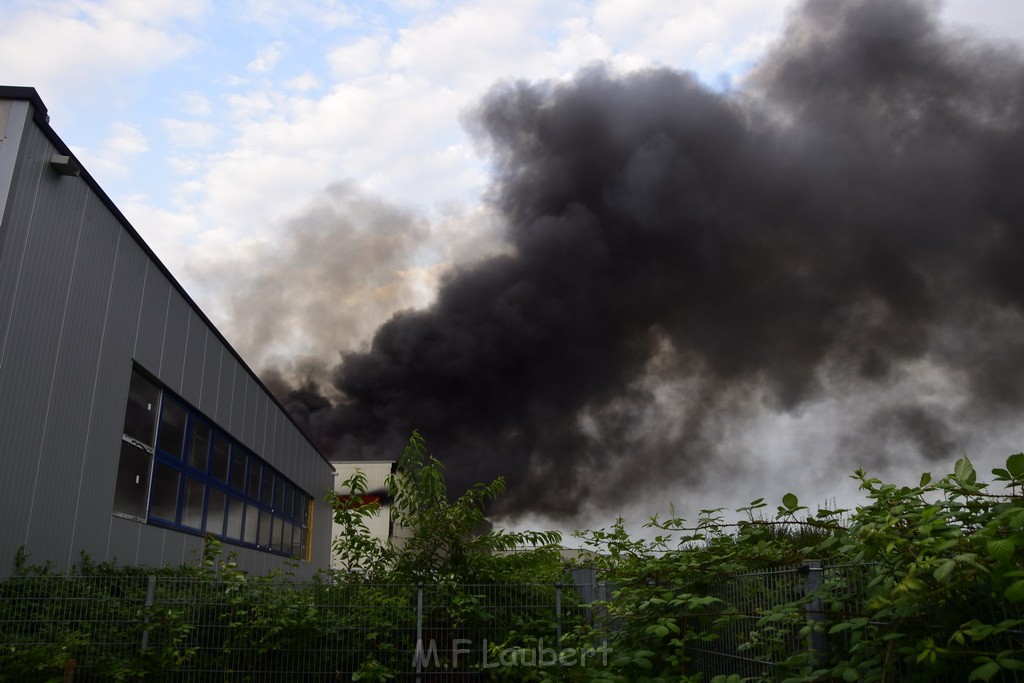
left=0, top=86, right=335, bottom=577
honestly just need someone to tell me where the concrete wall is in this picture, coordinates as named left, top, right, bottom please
left=0, top=89, right=334, bottom=577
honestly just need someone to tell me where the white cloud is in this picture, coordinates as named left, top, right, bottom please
left=224, top=90, right=277, bottom=119
left=388, top=0, right=555, bottom=89
left=167, top=155, right=202, bottom=175
left=328, top=36, right=388, bottom=80
left=247, top=42, right=284, bottom=73
left=180, top=91, right=212, bottom=116
left=943, top=0, right=1024, bottom=43
left=150, top=0, right=809, bottom=265
left=71, top=120, right=149, bottom=180
left=283, top=72, right=321, bottom=91
left=161, top=119, right=220, bottom=148
left=237, top=0, right=357, bottom=30
left=0, top=0, right=206, bottom=113
left=591, top=0, right=796, bottom=80
left=105, top=121, right=149, bottom=155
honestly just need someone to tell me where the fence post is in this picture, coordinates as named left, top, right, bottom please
left=416, top=583, right=423, bottom=683
left=801, top=560, right=827, bottom=662
left=140, top=575, right=156, bottom=651
left=554, top=582, right=563, bottom=651
left=597, top=581, right=609, bottom=650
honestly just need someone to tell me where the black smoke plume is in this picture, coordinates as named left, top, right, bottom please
left=273, top=0, right=1024, bottom=516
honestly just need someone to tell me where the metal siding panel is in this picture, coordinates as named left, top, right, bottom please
left=228, top=363, right=246, bottom=440
left=135, top=525, right=167, bottom=566
left=0, top=100, right=31, bottom=277
left=160, top=529, right=186, bottom=567
left=107, top=516, right=142, bottom=565
left=0, top=126, right=90, bottom=568
left=252, top=391, right=266, bottom=457
left=236, top=373, right=250, bottom=447
left=52, top=216, right=150, bottom=567
left=160, top=291, right=190, bottom=396
left=133, top=261, right=170, bottom=372
left=197, top=341, right=221, bottom=420
left=244, top=376, right=258, bottom=449
left=0, top=125, right=47, bottom=572
left=268, top=402, right=281, bottom=470
left=181, top=534, right=203, bottom=566
left=25, top=189, right=117, bottom=570
left=68, top=222, right=139, bottom=568
left=216, top=346, right=235, bottom=430
left=274, top=410, right=288, bottom=475
left=180, top=310, right=207, bottom=404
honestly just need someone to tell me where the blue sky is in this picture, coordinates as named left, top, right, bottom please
left=5, top=0, right=1024, bottom=525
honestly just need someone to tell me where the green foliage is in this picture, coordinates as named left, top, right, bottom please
left=571, top=453, right=1024, bottom=682
left=4, top=444, right=1023, bottom=681
left=389, top=431, right=564, bottom=583
left=327, top=468, right=393, bottom=578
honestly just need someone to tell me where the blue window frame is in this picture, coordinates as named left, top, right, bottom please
left=113, top=366, right=313, bottom=559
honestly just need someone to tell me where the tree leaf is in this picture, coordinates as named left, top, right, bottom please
left=782, top=493, right=799, bottom=510
left=1005, top=580, right=1024, bottom=602
left=969, top=661, right=1001, bottom=682
left=988, top=539, right=1015, bottom=563
left=933, top=559, right=957, bottom=583
left=1007, top=453, right=1024, bottom=480
left=955, top=457, right=977, bottom=485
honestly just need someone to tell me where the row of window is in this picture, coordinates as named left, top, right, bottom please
left=113, top=367, right=313, bottom=560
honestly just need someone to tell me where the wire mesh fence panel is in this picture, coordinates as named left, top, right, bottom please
left=0, top=576, right=597, bottom=682
left=819, top=561, right=1024, bottom=683
left=0, top=575, right=158, bottom=680
left=683, top=564, right=810, bottom=679
left=2, top=568, right=1020, bottom=681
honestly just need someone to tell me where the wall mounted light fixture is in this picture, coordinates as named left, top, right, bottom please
left=49, top=154, right=80, bottom=176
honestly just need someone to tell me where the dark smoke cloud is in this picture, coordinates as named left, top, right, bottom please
left=272, top=0, right=1024, bottom=517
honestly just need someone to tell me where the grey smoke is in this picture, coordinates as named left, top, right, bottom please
left=267, top=0, right=1024, bottom=516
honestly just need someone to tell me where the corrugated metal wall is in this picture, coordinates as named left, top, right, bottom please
left=0, top=97, right=334, bottom=577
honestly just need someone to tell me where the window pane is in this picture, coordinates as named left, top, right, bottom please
left=247, top=460, right=261, bottom=499
left=149, top=462, right=180, bottom=521
left=181, top=477, right=205, bottom=529
left=260, top=470, right=274, bottom=505
left=283, top=486, right=293, bottom=519
left=207, top=489, right=226, bottom=536
left=243, top=504, right=258, bottom=543
left=229, top=446, right=246, bottom=491
left=274, top=516, right=285, bottom=550
left=157, top=400, right=187, bottom=459
left=258, top=509, right=272, bottom=548
left=280, top=524, right=291, bottom=556
left=189, top=420, right=210, bottom=472
left=274, top=478, right=284, bottom=511
left=122, top=369, right=161, bottom=447
left=301, top=497, right=312, bottom=561
left=210, top=433, right=229, bottom=482
left=291, top=487, right=302, bottom=519
left=225, top=497, right=244, bottom=540
left=112, top=441, right=152, bottom=520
